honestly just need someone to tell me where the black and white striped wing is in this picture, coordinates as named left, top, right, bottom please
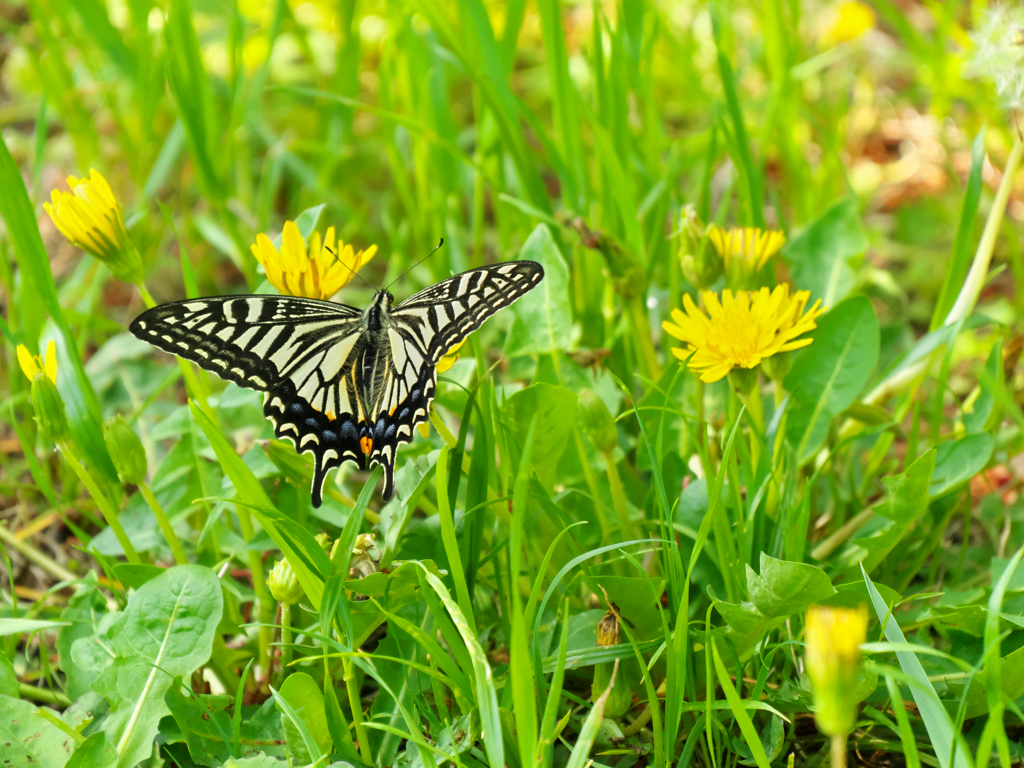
left=129, top=295, right=367, bottom=506
left=391, top=261, right=545, bottom=364
left=362, top=261, right=545, bottom=493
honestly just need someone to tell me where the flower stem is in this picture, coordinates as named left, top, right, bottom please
left=18, top=683, right=71, bottom=707
left=831, top=733, right=847, bottom=768
left=429, top=405, right=458, bottom=448
left=604, top=449, right=634, bottom=539
left=0, top=524, right=78, bottom=584
left=58, top=440, right=140, bottom=564
left=137, top=481, right=188, bottom=565
left=344, top=656, right=374, bottom=764
left=276, top=602, right=292, bottom=688
left=630, top=299, right=663, bottom=381
left=233, top=503, right=273, bottom=692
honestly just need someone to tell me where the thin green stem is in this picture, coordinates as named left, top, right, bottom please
left=603, top=450, right=634, bottom=540
left=0, top=524, right=78, bottom=583
left=831, top=733, right=847, bottom=768
left=629, top=299, right=662, bottom=381
left=276, top=602, right=292, bottom=688
left=19, top=683, right=71, bottom=707
left=344, top=656, right=374, bottom=764
left=138, top=481, right=188, bottom=565
left=233, top=504, right=273, bottom=692
left=58, top=441, right=140, bottom=564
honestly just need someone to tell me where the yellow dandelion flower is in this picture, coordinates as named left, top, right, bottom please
left=708, top=225, right=786, bottom=274
left=662, top=285, right=825, bottom=383
left=16, top=340, right=58, bottom=384
left=250, top=221, right=378, bottom=300
left=436, top=338, right=467, bottom=374
left=44, top=170, right=141, bottom=284
left=821, top=1, right=875, bottom=48
left=805, top=604, right=868, bottom=736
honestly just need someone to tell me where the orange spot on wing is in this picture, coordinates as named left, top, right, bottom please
left=325, top=411, right=336, bottom=421
left=360, top=436, right=373, bottom=455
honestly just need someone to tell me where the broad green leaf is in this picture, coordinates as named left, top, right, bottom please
left=952, top=644, right=1024, bottom=719
left=783, top=197, right=867, bottom=306
left=93, top=565, right=223, bottom=768
left=820, top=579, right=902, bottom=609
left=66, top=733, right=116, bottom=768
left=276, top=673, right=332, bottom=761
left=785, top=296, right=880, bottom=463
left=505, top=224, right=573, bottom=357
left=581, top=575, right=665, bottom=639
left=847, top=450, right=936, bottom=574
left=0, top=652, right=16, bottom=698
left=504, top=383, right=577, bottom=489
left=715, top=554, right=835, bottom=655
left=929, top=433, right=993, bottom=497
left=57, top=584, right=108, bottom=701
left=0, top=696, right=74, bottom=768
left=164, top=677, right=234, bottom=766
left=0, top=136, right=116, bottom=481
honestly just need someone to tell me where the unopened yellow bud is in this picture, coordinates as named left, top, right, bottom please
left=267, top=558, right=303, bottom=605
left=578, top=389, right=617, bottom=455
left=31, top=374, right=68, bottom=441
left=592, top=604, right=631, bottom=718
left=104, top=416, right=148, bottom=485
left=805, top=604, right=868, bottom=737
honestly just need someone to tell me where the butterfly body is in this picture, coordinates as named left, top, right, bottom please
left=130, top=261, right=544, bottom=504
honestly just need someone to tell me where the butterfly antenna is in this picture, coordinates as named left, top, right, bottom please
left=324, top=245, right=376, bottom=290
left=386, top=238, right=444, bottom=293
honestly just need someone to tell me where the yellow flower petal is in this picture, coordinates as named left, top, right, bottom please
left=44, top=340, right=58, bottom=384
left=665, top=285, right=826, bottom=382
left=17, top=344, right=38, bottom=382
left=250, top=221, right=377, bottom=300
left=437, top=338, right=467, bottom=373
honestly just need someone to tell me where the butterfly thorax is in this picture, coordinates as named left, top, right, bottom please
left=359, top=291, right=396, bottom=421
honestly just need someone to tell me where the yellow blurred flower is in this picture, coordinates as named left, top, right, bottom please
left=17, top=340, right=57, bottom=384
left=251, top=222, right=378, bottom=301
left=708, top=225, right=786, bottom=274
left=821, top=1, right=875, bottom=47
left=45, top=170, right=142, bottom=284
left=805, top=604, right=868, bottom=736
left=662, top=285, right=825, bottom=383
left=436, top=339, right=467, bottom=374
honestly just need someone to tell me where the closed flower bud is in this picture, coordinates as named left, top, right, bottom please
left=578, top=389, right=617, bottom=454
left=592, top=605, right=632, bottom=718
left=31, top=374, right=68, bottom=441
left=805, top=604, right=868, bottom=737
left=727, top=365, right=760, bottom=396
left=761, top=350, right=793, bottom=382
left=315, top=533, right=332, bottom=552
left=677, top=207, right=721, bottom=290
left=267, top=558, right=303, bottom=605
left=103, top=416, right=148, bottom=485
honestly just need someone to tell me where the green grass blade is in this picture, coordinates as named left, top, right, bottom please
left=436, top=445, right=476, bottom=634
left=416, top=563, right=504, bottom=768
left=712, top=638, right=771, bottom=768
left=862, top=564, right=971, bottom=768
left=931, top=127, right=986, bottom=330
left=565, top=660, right=618, bottom=768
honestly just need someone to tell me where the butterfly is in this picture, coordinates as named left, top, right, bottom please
left=130, top=261, right=545, bottom=505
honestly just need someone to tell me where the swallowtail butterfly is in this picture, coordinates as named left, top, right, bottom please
left=130, top=261, right=544, bottom=505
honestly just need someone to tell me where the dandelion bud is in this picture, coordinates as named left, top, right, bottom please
left=44, top=170, right=142, bottom=285
left=709, top=225, right=785, bottom=289
left=31, top=374, right=68, bottom=441
left=592, top=604, right=632, bottom=718
left=678, top=207, right=721, bottom=289
left=727, top=365, right=759, bottom=396
left=805, top=604, right=868, bottom=737
left=103, top=416, right=148, bottom=485
left=578, top=389, right=617, bottom=454
left=314, top=533, right=332, bottom=552
left=267, top=558, right=303, bottom=605
left=18, top=342, right=67, bottom=441
left=761, top=350, right=793, bottom=383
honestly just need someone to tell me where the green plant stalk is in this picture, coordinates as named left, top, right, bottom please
left=58, top=440, right=140, bottom=564
left=831, top=733, right=847, bottom=768
left=276, top=602, right=292, bottom=688
left=629, top=298, right=662, bottom=381
left=342, top=655, right=373, bottom=765
left=738, top=386, right=764, bottom=473
left=18, top=682, right=71, bottom=707
left=574, top=430, right=610, bottom=538
left=603, top=449, right=634, bottom=539
left=0, top=523, right=78, bottom=583
left=138, top=480, right=188, bottom=565
left=232, top=502, right=273, bottom=692
left=429, top=406, right=458, bottom=448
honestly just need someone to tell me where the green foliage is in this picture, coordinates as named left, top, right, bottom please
left=2, top=1, right=1023, bottom=767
